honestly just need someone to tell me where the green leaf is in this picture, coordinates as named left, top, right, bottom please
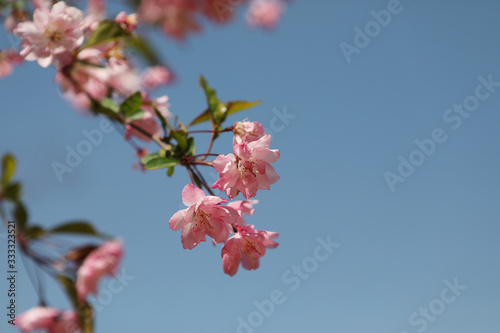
left=140, top=153, right=160, bottom=165
left=13, top=202, right=27, bottom=231
left=3, top=182, right=21, bottom=201
left=49, top=221, right=99, bottom=236
left=2, top=154, right=15, bottom=189
left=120, top=91, right=143, bottom=117
left=91, top=100, right=120, bottom=122
left=24, top=225, right=45, bottom=239
left=192, top=171, right=203, bottom=189
left=226, top=100, right=261, bottom=116
left=167, top=166, right=174, bottom=177
left=186, top=137, right=195, bottom=156
left=188, top=100, right=261, bottom=127
left=56, top=275, right=94, bottom=333
left=100, top=98, right=120, bottom=113
left=172, top=130, right=187, bottom=150
left=82, top=20, right=130, bottom=49
left=125, top=109, right=145, bottom=121
left=154, top=106, right=168, bottom=133
left=198, top=76, right=225, bottom=125
left=127, top=36, right=162, bottom=66
left=188, top=109, right=210, bottom=126
left=145, top=157, right=180, bottom=170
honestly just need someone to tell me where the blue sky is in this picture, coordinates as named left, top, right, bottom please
left=1, top=0, right=500, bottom=332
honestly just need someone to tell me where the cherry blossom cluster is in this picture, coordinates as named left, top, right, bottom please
left=137, top=0, right=286, bottom=39
left=169, top=120, right=280, bottom=276
left=1, top=153, right=126, bottom=333
left=14, top=240, right=123, bottom=333
left=1, top=0, right=287, bottom=331
left=9, top=1, right=170, bottom=108
left=1, top=0, right=286, bottom=49
left=7, top=0, right=174, bottom=152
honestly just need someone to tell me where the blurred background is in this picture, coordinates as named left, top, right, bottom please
left=1, top=0, right=500, bottom=332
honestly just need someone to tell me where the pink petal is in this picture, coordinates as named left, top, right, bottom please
left=181, top=222, right=205, bottom=249
left=169, top=208, right=187, bottom=231
left=181, top=184, right=206, bottom=206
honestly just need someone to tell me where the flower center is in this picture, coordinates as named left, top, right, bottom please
left=194, top=209, right=213, bottom=231
left=236, top=157, right=257, bottom=179
left=242, top=238, right=261, bottom=255
left=46, top=28, right=63, bottom=43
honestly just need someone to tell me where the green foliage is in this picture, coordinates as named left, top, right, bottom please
left=13, top=202, right=27, bottom=230
left=125, top=109, right=146, bottom=122
left=226, top=100, right=261, bottom=116
left=191, top=170, right=203, bottom=188
left=120, top=92, right=143, bottom=117
left=198, top=75, right=224, bottom=126
left=172, top=130, right=187, bottom=150
left=100, top=98, right=120, bottom=113
left=189, top=76, right=260, bottom=127
left=141, top=153, right=161, bottom=164
left=144, top=157, right=180, bottom=170
left=50, top=221, right=100, bottom=236
left=82, top=21, right=131, bottom=49
left=1, top=154, right=15, bottom=189
left=154, top=106, right=169, bottom=133
left=24, top=225, right=45, bottom=239
left=3, top=182, right=21, bottom=201
left=91, top=100, right=120, bottom=122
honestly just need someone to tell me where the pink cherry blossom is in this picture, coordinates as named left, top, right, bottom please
left=76, top=239, right=123, bottom=301
left=15, top=306, right=60, bottom=332
left=141, top=66, right=172, bottom=90
left=0, top=49, right=22, bottom=78
left=125, top=117, right=161, bottom=142
left=57, top=45, right=140, bottom=109
left=87, top=0, right=105, bottom=17
left=49, top=310, right=80, bottom=333
left=14, top=2, right=85, bottom=67
left=246, top=0, right=284, bottom=29
left=80, top=0, right=105, bottom=33
left=203, top=0, right=240, bottom=23
left=115, top=11, right=137, bottom=31
left=212, top=134, right=280, bottom=199
left=142, top=94, right=171, bottom=119
left=221, top=224, right=278, bottom=276
left=15, top=308, right=80, bottom=333
left=55, top=48, right=109, bottom=110
left=226, top=200, right=258, bottom=225
left=233, top=120, right=266, bottom=144
left=138, top=0, right=200, bottom=40
left=169, top=184, right=239, bottom=249
left=106, top=57, right=141, bottom=96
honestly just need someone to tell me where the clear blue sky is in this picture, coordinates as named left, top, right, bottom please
left=1, top=0, right=500, bottom=332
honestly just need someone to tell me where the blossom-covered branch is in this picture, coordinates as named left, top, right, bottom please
left=0, top=0, right=287, bottom=332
